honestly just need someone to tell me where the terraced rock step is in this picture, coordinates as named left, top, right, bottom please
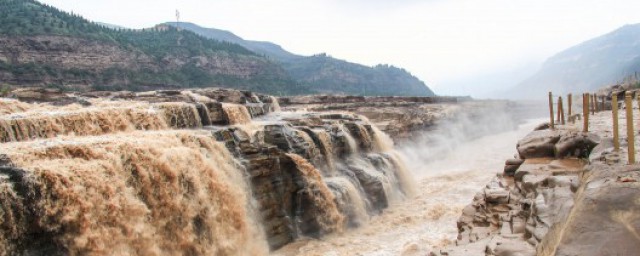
left=0, top=87, right=418, bottom=254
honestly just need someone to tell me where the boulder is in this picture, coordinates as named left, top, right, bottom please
left=533, top=122, right=550, bottom=131
left=516, top=130, right=562, bottom=159
left=554, top=132, right=599, bottom=158
left=504, top=158, right=525, bottom=176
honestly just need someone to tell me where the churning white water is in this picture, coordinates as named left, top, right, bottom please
left=272, top=118, right=545, bottom=256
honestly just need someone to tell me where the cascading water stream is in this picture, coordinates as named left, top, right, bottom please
left=273, top=117, right=545, bottom=256
left=0, top=131, right=268, bottom=255
left=0, top=91, right=421, bottom=255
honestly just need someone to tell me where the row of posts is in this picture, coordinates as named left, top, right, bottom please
left=548, top=91, right=637, bottom=164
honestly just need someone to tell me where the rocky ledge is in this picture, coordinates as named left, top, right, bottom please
left=279, top=95, right=524, bottom=141
left=0, top=87, right=419, bottom=254
left=433, top=111, right=640, bottom=256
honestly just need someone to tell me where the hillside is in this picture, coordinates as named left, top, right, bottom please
left=167, top=22, right=435, bottom=96
left=282, top=54, right=434, bottom=96
left=0, top=0, right=304, bottom=95
left=513, top=24, right=640, bottom=97
left=165, top=22, right=298, bottom=61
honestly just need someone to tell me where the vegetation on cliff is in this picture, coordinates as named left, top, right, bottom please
left=0, top=0, right=434, bottom=96
left=0, top=0, right=306, bottom=94
left=168, top=22, right=436, bottom=96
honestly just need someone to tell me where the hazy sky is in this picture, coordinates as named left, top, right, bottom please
left=39, top=0, right=640, bottom=96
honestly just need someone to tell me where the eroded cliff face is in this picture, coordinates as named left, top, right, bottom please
left=0, top=88, right=417, bottom=254
left=0, top=36, right=287, bottom=90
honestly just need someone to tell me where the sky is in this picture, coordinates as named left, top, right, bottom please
left=39, top=0, right=640, bottom=97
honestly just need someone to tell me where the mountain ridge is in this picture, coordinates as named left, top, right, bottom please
left=0, top=0, right=435, bottom=96
left=0, top=0, right=304, bottom=94
left=166, top=22, right=435, bottom=96
left=512, top=23, right=640, bottom=98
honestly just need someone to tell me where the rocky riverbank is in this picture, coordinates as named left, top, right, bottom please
left=433, top=108, right=640, bottom=256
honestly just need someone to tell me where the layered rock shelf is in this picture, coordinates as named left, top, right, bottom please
left=0, top=88, right=424, bottom=254
left=433, top=108, right=640, bottom=255
left=279, top=95, right=524, bottom=141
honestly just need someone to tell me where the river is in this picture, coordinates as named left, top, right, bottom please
left=273, top=118, right=545, bottom=256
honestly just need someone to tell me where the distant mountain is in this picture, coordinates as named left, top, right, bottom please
left=0, top=0, right=303, bottom=95
left=513, top=24, right=640, bottom=97
left=165, top=22, right=298, bottom=61
left=167, top=22, right=435, bottom=96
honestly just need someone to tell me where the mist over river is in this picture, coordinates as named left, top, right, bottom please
left=273, top=117, right=546, bottom=256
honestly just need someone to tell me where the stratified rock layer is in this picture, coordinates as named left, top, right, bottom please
left=279, top=95, right=525, bottom=141
left=0, top=88, right=417, bottom=254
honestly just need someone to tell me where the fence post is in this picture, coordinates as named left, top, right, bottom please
left=601, top=96, right=605, bottom=111
left=556, top=96, right=561, bottom=123
left=583, top=93, right=589, bottom=132
left=592, top=94, right=597, bottom=114
left=625, top=91, right=635, bottom=164
left=637, top=93, right=640, bottom=115
left=613, top=93, right=620, bottom=151
left=548, top=92, right=555, bottom=129
left=559, top=96, right=565, bottom=125
left=568, top=93, right=572, bottom=118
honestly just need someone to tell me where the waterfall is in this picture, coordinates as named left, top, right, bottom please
left=285, top=153, right=346, bottom=234
left=306, top=129, right=336, bottom=175
left=269, top=96, right=282, bottom=112
left=155, top=102, right=202, bottom=129
left=370, top=124, right=394, bottom=152
left=0, top=89, right=420, bottom=253
left=0, top=98, right=30, bottom=115
left=325, top=176, right=370, bottom=227
left=0, top=131, right=268, bottom=255
left=0, top=105, right=169, bottom=143
left=336, top=124, right=359, bottom=155
left=221, top=103, right=252, bottom=125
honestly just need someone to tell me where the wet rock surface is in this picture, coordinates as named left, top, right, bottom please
left=0, top=88, right=417, bottom=254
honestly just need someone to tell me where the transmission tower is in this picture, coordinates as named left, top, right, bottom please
left=176, top=9, right=181, bottom=31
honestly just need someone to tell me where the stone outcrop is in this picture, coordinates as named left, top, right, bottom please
left=279, top=95, right=525, bottom=141
left=433, top=119, right=640, bottom=256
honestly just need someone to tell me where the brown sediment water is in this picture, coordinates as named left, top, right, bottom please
left=286, top=153, right=346, bottom=234
left=155, top=102, right=202, bottom=128
left=0, top=94, right=424, bottom=255
left=0, top=131, right=268, bottom=255
left=221, top=103, right=252, bottom=125
left=370, top=124, right=394, bottom=152
left=370, top=124, right=418, bottom=197
left=269, top=96, right=282, bottom=112
left=0, top=104, right=169, bottom=142
left=273, top=119, right=543, bottom=256
left=310, top=129, right=336, bottom=174
left=0, top=99, right=31, bottom=115
left=325, top=176, right=370, bottom=226
left=339, top=124, right=359, bottom=154
left=386, top=152, right=418, bottom=197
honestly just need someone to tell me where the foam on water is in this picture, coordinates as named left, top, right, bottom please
left=272, top=118, right=544, bottom=256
